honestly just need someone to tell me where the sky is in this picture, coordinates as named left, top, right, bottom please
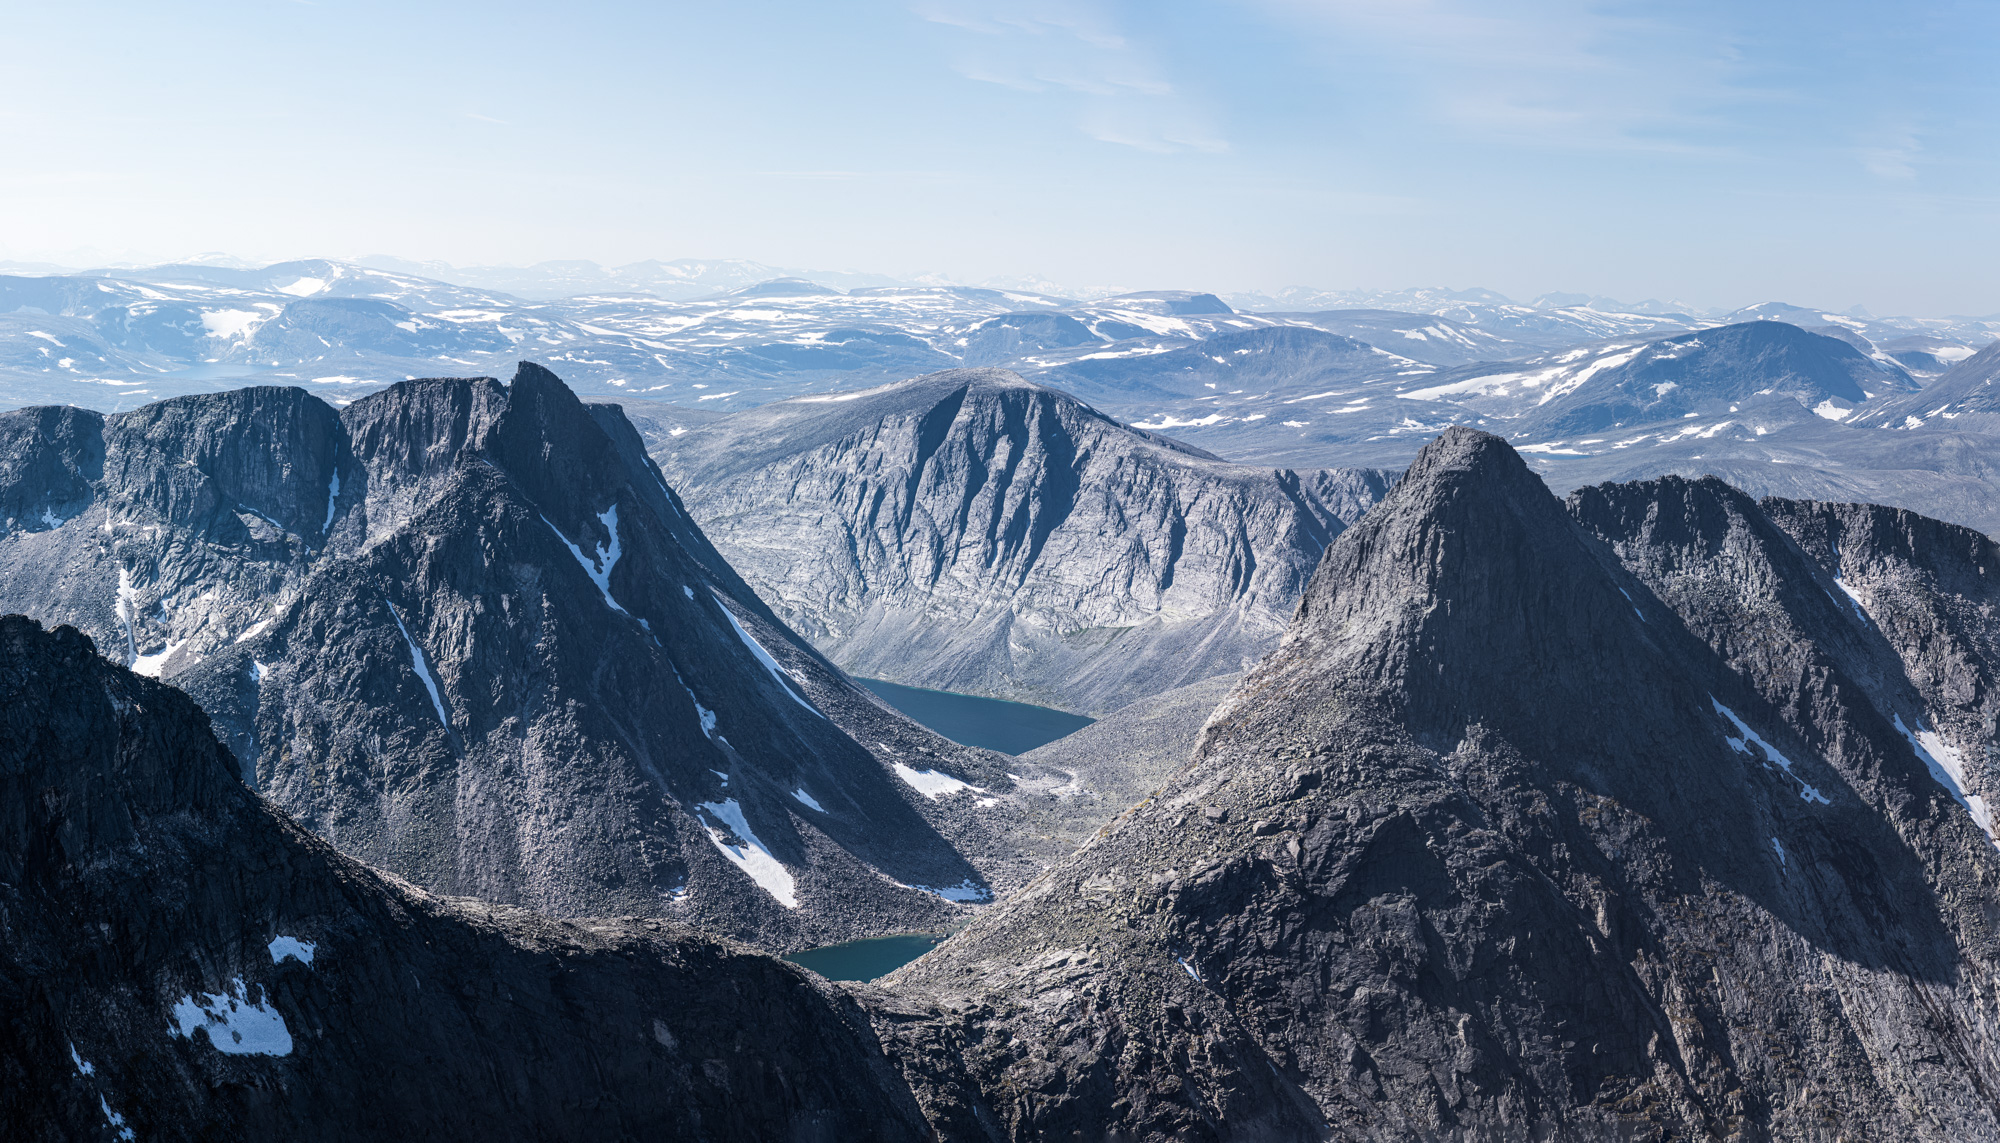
left=1, top=0, right=1995, bottom=313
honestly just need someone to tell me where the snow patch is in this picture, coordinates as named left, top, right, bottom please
left=913, top=878, right=989, bottom=903
left=1711, top=698, right=1831, bottom=804
left=696, top=799, right=798, bottom=908
left=1812, top=399, right=1851, bottom=421
left=200, top=309, right=265, bottom=340
left=275, top=276, right=328, bottom=296
left=131, top=639, right=185, bottom=678
left=791, top=788, right=825, bottom=812
left=1130, top=413, right=1229, bottom=430
left=169, top=979, right=293, bottom=1055
left=115, top=567, right=140, bottom=664
left=99, top=1095, right=134, bottom=1141
left=322, top=470, right=341, bottom=532
left=893, top=761, right=982, bottom=800
left=386, top=601, right=450, bottom=729
left=268, top=935, right=316, bottom=966
left=670, top=662, right=718, bottom=737
left=1618, top=586, right=1645, bottom=623
left=792, top=381, right=903, bottom=403
left=543, top=506, right=630, bottom=616
left=1830, top=574, right=1870, bottom=624
left=70, top=1043, right=94, bottom=1076
left=713, top=598, right=822, bottom=718
left=1894, top=714, right=1996, bottom=846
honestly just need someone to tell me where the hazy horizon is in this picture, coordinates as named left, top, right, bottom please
left=3, top=1, right=1995, bottom=315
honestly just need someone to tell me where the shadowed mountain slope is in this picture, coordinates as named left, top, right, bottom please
left=870, top=427, right=2000, bottom=1141
left=0, top=615, right=930, bottom=1143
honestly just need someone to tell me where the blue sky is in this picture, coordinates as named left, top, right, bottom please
left=2, top=1, right=1994, bottom=312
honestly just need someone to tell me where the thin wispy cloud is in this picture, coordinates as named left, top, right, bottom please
left=1857, top=125, right=1921, bottom=180
left=915, top=1, right=1227, bottom=153
left=1251, top=0, right=1752, bottom=153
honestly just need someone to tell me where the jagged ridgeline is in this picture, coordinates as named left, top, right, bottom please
left=0, top=363, right=1064, bottom=950
left=646, top=367, right=1396, bottom=715
left=10, top=418, right=2000, bottom=1139
left=876, top=428, right=2000, bottom=1140
left=0, top=616, right=931, bottom=1142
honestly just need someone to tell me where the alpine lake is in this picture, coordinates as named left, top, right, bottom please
left=785, top=680, right=1095, bottom=981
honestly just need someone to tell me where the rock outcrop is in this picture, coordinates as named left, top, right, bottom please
left=873, top=427, right=2000, bottom=1140
left=0, top=365, right=1078, bottom=951
left=645, top=368, right=1394, bottom=714
left=0, top=614, right=931, bottom=1142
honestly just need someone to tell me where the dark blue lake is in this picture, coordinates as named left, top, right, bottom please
left=857, top=678, right=1093, bottom=755
left=783, top=933, right=948, bottom=981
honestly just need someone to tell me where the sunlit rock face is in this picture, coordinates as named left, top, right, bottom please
left=647, top=367, right=1394, bottom=715
left=875, top=428, right=2000, bottom=1141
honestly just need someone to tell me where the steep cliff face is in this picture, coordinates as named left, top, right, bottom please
left=648, top=368, right=1395, bottom=714
left=875, top=428, right=2000, bottom=1141
left=0, top=365, right=1079, bottom=951
left=0, top=615, right=930, bottom=1143
left=1757, top=495, right=2000, bottom=827
left=0, top=387, right=342, bottom=685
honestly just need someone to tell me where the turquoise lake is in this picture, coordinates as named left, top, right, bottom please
left=857, top=678, right=1093, bottom=755
left=783, top=933, right=948, bottom=981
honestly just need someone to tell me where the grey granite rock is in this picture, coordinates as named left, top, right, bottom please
left=873, top=427, right=2000, bottom=1140
left=645, top=368, right=1395, bottom=714
left=0, top=365, right=1091, bottom=952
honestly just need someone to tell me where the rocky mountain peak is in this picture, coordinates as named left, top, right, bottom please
left=884, top=428, right=2000, bottom=1139
left=0, top=363, right=1045, bottom=950
left=0, top=404, right=103, bottom=528
left=1277, top=425, right=1640, bottom=740
left=649, top=368, right=1393, bottom=712
left=107, top=385, right=346, bottom=542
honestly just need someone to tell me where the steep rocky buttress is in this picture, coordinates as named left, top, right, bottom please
left=0, top=615, right=930, bottom=1143
left=645, top=368, right=1394, bottom=715
left=871, top=427, right=2000, bottom=1141
left=0, top=364, right=1087, bottom=951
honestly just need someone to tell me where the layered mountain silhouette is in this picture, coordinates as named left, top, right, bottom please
left=875, top=427, right=2000, bottom=1140
left=645, top=368, right=1394, bottom=714
left=1513, top=319, right=1917, bottom=436
left=0, top=363, right=1074, bottom=950
left=11, top=415, right=2000, bottom=1138
left=0, top=615, right=931, bottom=1142
left=1849, top=340, right=2000, bottom=433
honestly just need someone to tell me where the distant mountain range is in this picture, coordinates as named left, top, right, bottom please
left=4, top=255, right=1999, bottom=549
left=2, top=256, right=1992, bottom=417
